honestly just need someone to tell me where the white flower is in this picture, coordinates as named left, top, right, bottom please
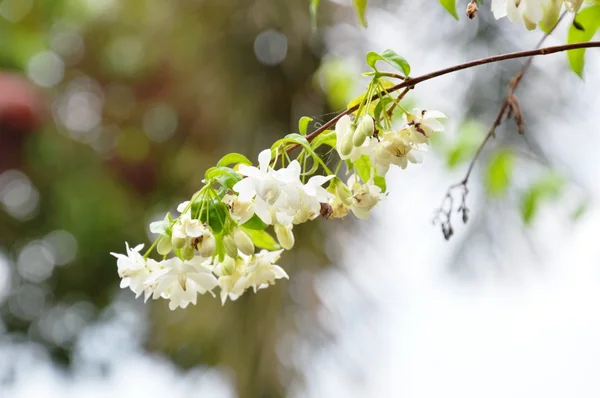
left=368, top=129, right=424, bottom=175
left=234, top=250, right=288, bottom=293
left=149, top=213, right=174, bottom=255
left=222, top=193, right=254, bottom=224
left=491, top=0, right=550, bottom=29
left=292, top=175, right=335, bottom=224
left=348, top=174, right=383, bottom=220
left=110, top=243, right=162, bottom=301
left=403, top=109, right=446, bottom=144
left=233, top=149, right=301, bottom=226
left=171, top=204, right=215, bottom=257
left=148, top=256, right=219, bottom=310
left=214, top=256, right=247, bottom=305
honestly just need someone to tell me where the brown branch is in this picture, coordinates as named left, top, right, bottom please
left=288, top=38, right=599, bottom=156
left=433, top=13, right=569, bottom=240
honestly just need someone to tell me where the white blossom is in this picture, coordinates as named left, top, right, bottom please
left=233, top=250, right=288, bottom=294
left=348, top=174, right=384, bottom=220
left=403, top=109, right=446, bottom=144
left=222, top=193, right=254, bottom=224
left=147, top=256, right=219, bottom=310
left=234, top=149, right=301, bottom=226
left=491, top=0, right=550, bottom=29
left=110, top=243, right=162, bottom=301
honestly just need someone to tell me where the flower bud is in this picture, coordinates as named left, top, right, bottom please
left=275, top=224, right=295, bottom=250
left=198, top=233, right=216, bottom=257
left=181, top=245, right=196, bottom=261
left=358, top=115, right=374, bottom=137
left=352, top=128, right=367, bottom=147
left=220, top=255, right=236, bottom=276
left=233, top=228, right=254, bottom=256
left=157, top=236, right=173, bottom=255
left=223, top=235, right=238, bottom=258
left=340, top=132, right=354, bottom=157
left=171, top=235, right=186, bottom=249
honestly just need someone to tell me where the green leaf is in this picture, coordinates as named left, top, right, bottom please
left=242, top=228, right=281, bottom=250
left=366, top=49, right=411, bottom=76
left=216, top=153, right=252, bottom=168
left=567, top=5, right=600, bottom=77
left=353, top=155, right=373, bottom=182
left=374, top=175, right=386, bottom=193
left=485, top=149, right=515, bottom=197
left=205, top=166, right=242, bottom=182
left=353, top=0, right=368, bottom=27
left=520, top=190, right=538, bottom=225
left=445, top=120, right=484, bottom=169
left=439, top=0, right=459, bottom=20
left=240, top=214, right=268, bottom=230
left=310, top=0, right=320, bottom=31
left=311, top=130, right=337, bottom=150
left=520, top=172, right=565, bottom=225
left=299, top=116, right=313, bottom=135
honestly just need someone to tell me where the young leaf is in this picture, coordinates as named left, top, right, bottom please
left=354, top=155, right=372, bottom=182
left=310, top=0, right=320, bottom=31
left=439, top=0, right=459, bottom=20
left=242, top=228, right=281, bottom=250
left=366, top=49, right=411, bottom=76
left=299, top=116, right=313, bottom=135
left=353, top=0, right=368, bottom=27
left=520, top=172, right=564, bottom=225
left=241, top=214, right=268, bottom=230
left=485, top=149, right=515, bottom=198
left=567, top=5, right=600, bottom=77
left=216, top=153, right=252, bottom=168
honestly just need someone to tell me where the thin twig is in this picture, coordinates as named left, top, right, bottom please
left=285, top=38, right=599, bottom=156
left=433, top=12, right=569, bottom=240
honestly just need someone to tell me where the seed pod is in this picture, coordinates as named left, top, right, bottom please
left=233, top=228, right=254, bottom=256
left=223, top=235, right=238, bottom=258
left=198, top=233, right=216, bottom=257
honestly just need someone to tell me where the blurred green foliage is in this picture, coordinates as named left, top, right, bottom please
left=0, top=0, right=336, bottom=396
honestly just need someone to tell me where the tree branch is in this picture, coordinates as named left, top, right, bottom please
left=288, top=39, right=600, bottom=155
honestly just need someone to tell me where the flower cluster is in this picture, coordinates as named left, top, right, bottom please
left=111, top=50, right=447, bottom=309
left=491, top=0, right=583, bottom=29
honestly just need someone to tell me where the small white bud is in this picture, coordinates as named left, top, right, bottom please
left=171, top=236, right=186, bottom=249
left=223, top=235, right=238, bottom=258
left=157, top=236, right=172, bottom=255
left=275, top=224, right=295, bottom=250
left=220, top=256, right=236, bottom=276
left=358, top=115, right=374, bottom=137
left=181, top=245, right=196, bottom=260
left=233, top=228, right=254, bottom=256
left=198, top=233, right=216, bottom=257
left=340, top=132, right=354, bottom=157
left=352, top=128, right=367, bottom=147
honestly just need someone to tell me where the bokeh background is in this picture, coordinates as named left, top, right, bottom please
left=2, top=1, right=600, bottom=397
